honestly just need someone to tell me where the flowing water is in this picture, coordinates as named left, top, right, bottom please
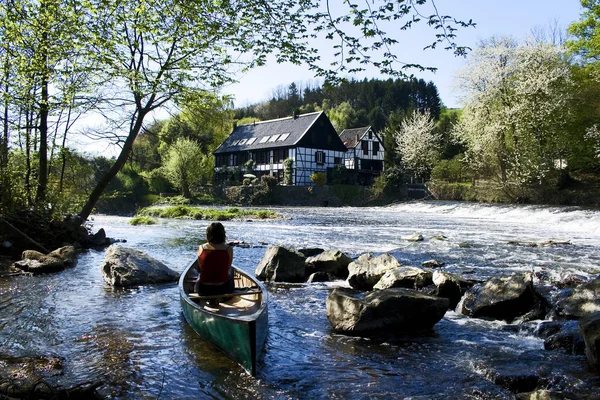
left=1, top=201, right=600, bottom=399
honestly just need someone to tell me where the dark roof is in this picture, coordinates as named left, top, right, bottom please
left=214, top=112, right=324, bottom=154
left=339, top=127, right=371, bottom=149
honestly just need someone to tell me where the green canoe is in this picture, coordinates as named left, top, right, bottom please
left=179, top=260, right=268, bottom=376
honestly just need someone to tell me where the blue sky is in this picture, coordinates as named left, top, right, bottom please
left=224, top=0, right=584, bottom=109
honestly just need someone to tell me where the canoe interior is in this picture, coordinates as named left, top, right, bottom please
left=179, top=260, right=268, bottom=375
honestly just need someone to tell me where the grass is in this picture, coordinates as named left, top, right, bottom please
left=129, top=216, right=157, bottom=225
left=136, top=206, right=281, bottom=221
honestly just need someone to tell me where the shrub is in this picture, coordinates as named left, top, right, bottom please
left=130, top=216, right=157, bottom=225
left=283, top=158, right=294, bottom=185
left=260, top=175, right=278, bottom=188
left=310, top=172, right=326, bottom=185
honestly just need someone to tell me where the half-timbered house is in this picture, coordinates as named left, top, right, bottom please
left=339, top=126, right=385, bottom=171
left=213, top=111, right=348, bottom=185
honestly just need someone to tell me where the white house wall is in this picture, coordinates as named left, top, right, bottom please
left=292, top=147, right=346, bottom=186
left=344, top=133, right=385, bottom=170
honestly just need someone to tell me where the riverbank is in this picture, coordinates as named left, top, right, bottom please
left=428, top=172, right=600, bottom=207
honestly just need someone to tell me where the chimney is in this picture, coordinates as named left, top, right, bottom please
left=355, top=134, right=359, bottom=143
left=293, top=110, right=299, bottom=119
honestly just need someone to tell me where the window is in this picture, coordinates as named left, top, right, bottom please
left=255, top=150, right=269, bottom=165
left=259, top=136, right=270, bottom=143
left=368, top=131, right=373, bottom=139
left=361, top=140, right=369, bottom=155
left=246, top=137, right=257, bottom=145
left=373, top=142, right=380, bottom=156
left=215, top=154, right=228, bottom=167
left=334, top=157, right=342, bottom=165
left=238, top=139, right=247, bottom=145
left=278, top=133, right=290, bottom=141
left=315, top=151, right=325, bottom=165
left=273, top=148, right=286, bottom=163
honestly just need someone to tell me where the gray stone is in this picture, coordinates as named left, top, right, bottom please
left=255, top=246, right=306, bottom=282
left=306, top=271, right=329, bottom=283
left=402, top=233, right=424, bottom=242
left=305, top=249, right=352, bottom=279
left=578, top=310, right=600, bottom=369
left=101, top=245, right=178, bottom=287
left=347, top=253, right=400, bottom=290
left=422, top=259, right=445, bottom=269
left=456, top=273, right=546, bottom=323
left=298, top=248, right=324, bottom=257
left=433, top=270, right=475, bottom=309
left=14, top=246, right=77, bottom=274
left=326, top=287, right=448, bottom=335
left=543, top=321, right=585, bottom=355
left=554, top=276, right=600, bottom=319
left=373, top=266, right=433, bottom=290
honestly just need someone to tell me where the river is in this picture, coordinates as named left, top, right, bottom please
left=1, top=201, right=600, bottom=399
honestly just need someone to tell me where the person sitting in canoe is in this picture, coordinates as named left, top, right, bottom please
left=195, top=222, right=235, bottom=296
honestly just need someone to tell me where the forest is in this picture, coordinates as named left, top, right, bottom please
left=1, top=0, right=600, bottom=228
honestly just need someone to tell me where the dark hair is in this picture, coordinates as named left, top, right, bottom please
left=206, top=222, right=226, bottom=244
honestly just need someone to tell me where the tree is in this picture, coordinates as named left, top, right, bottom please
left=453, top=38, right=575, bottom=191
left=567, top=0, right=600, bottom=74
left=393, top=109, right=439, bottom=177
left=0, top=0, right=473, bottom=219
left=163, top=138, right=205, bottom=198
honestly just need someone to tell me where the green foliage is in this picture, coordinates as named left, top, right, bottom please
left=454, top=38, right=577, bottom=193
left=283, top=158, right=294, bottom=185
left=329, top=164, right=349, bottom=185
left=567, top=0, right=600, bottom=74
left=430, top=156, right=468, bottom=183
left=260, top=175, right=278, bottom=188
left=138, top=206, right=279, bottom=221
left=370, top=166, right=406, bottom=198
left=130, top=216, right=157, bottom=225
left=310, top=172, right=327, bottom=185
left=163, top=138, right=205, bottom=197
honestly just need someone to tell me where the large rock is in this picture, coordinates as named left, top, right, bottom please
left=373, top=266, right=433, bottom=290
left=543, top=320, right=585, bottom=355
left=432, top=270, right=475, bottom=309
left=101, top=245, right=178, bottom=287
left=578, top=311, right=600, bottom=369
left=13, top=246, right=77, bottom=274
left=305, top=249, right=352, bottom=279
left=456, top=273, right=546, bottom=323
left=554, top=276, right=600, bottom=320
left=347, top=253, right=400, bottom=290
left=255, top=246, right=306, bottom=282
left=326, top=287, right=448, bottom=335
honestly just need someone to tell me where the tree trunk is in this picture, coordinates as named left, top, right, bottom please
left=35, top=39, right=49, bottom=204
left=78, top=107, right=148, bottom=220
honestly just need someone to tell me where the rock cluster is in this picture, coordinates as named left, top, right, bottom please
left=255, top=244, right=600, bottom=380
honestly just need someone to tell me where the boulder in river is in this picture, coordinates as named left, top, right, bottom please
left=578, top=311, right=600, bottom=370
left=541, top=320, right=585, bottom=355
left=554, top=276, right=600, bottom=320
left=433, top=270, right=475, bottom=309
left=12, top=245, right=77, bottom=274
left=255, top=246, right=306, bottom=282
left=305, top=249, right=352, bottom=280
left=101, top=245, right=178, bottom=287
left=402, top=233, right=424, bottom=242
left=326, top=287, right=448, bottom=335
left=373, top=266, right=433, bottom=290
left=456, top=273, right=547, bottom=323
left=347, top=253, right=401, bottom=290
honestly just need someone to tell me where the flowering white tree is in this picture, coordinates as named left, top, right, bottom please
left=393, top=109, right=439, bottom=177
left=453, top=37, right=574, bottom=188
